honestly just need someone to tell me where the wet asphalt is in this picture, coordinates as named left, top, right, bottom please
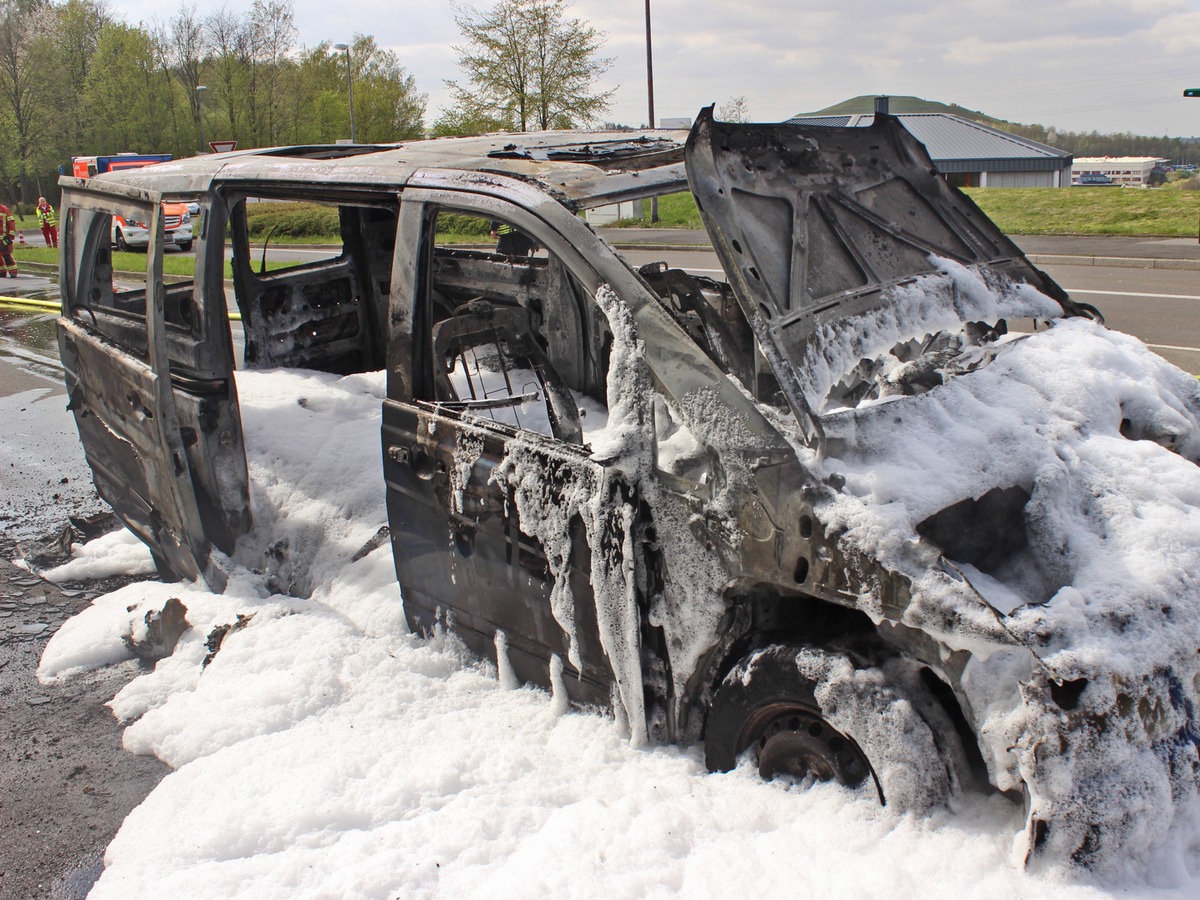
left=0, top=534, right=168, bottom=900
left=1, top=268, right=168, bottom=899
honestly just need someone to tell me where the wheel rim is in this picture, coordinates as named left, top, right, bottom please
left=743, top=705, right=871, bottom=788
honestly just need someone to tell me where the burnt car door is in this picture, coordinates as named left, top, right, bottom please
left=384, top=182, right=647, bottom=722
left=56, top=178, right=250, bottom=586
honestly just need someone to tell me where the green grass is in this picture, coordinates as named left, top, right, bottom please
left=14, top=245, right=291, bottom=278
left=963, top=187, right=1200, bottom=236
left=603, top=187, right=1200, bottom=237
left=611, top=193, right=703, bottom=229
left=11, top=246, right=58, bottom=265
left=244, top=201, right=340, bottom=239
left=16, top=245, right=199, bottom=276
left=243, top=203, right=494, bottom=244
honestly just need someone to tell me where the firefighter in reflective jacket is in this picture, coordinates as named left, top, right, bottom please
left=488, top=219, right=535, bottom=257
left=0, top=203, right=17, bottom=277
left=36, top=196, right=57, bottom=249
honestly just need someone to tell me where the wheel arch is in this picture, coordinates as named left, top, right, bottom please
left=689, top=585, right=989, bottom=793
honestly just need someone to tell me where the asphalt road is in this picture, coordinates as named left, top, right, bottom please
left=0, top=536, right=169, bottom=900
left=0, top=274, right=170, bottom=899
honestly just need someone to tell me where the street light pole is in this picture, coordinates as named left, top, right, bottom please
left=333, top=42, right=357, bottom=143
left=196, top=85, right=207, bottom=153
left=1185, top=89, right=1199, bottom=242
left=645, top=0, right=658, bottom=222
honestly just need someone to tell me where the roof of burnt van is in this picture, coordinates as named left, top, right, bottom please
left=73, top=128, right=693, bottom=210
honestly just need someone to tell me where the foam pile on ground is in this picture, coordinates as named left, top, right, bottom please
left=34, top=327, right=1200, bottom=895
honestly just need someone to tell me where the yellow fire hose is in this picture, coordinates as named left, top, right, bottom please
left=1, top=295, right=241, bottom=321
left=0, top=296, right=60, bottom=312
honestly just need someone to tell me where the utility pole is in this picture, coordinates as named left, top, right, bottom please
left=196, top=85, right=208, bottom=153
left=334, top=43, right=357, bottom=143
left=1186, top=90, right=1199, bottom=242
left=645, top=0, right=658, bottom=223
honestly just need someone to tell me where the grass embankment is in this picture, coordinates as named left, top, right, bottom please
left=244, top=202, right=489, bottom=245
left=963, top=188, right=1200, bottom=236
left=613, top=193, right=705, bottom=229
left=609, top=188, right=1200, bottom=237
left=13, top=246, right=291, bottom=279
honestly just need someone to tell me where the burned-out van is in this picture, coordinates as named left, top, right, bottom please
left=56, top=108, right=1200, bottom=866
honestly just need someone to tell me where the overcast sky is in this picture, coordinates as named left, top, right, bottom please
left=107, top=0, right=1200, bottom=136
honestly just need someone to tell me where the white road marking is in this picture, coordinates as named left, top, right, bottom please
left=676, top=274, right=1200, bottom=304
left=677, top=272, right=1200, bottom=356
left=1145, top=342, right=1200, bottom=354
left=1065, top=288, right=1200, bottom=302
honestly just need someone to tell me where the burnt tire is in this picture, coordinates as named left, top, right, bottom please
left=705, top=644, right=966, bottom=814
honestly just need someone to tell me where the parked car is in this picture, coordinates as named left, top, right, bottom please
left=54, top=109, right=1200, bottom=867
left=111, top=200, right=193, bottom=252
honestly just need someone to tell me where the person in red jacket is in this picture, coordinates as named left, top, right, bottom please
left=0, top=203, right=17, bottom=277
left=36, top=196, right=57, bottom=249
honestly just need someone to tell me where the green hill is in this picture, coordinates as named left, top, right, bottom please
left=794, top=95, right=1013, bottom=127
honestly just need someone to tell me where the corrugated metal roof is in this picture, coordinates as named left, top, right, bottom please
left=787, top=113, right=1070, bottom=165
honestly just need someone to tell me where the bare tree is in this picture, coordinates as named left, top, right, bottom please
left=205, top=5, right=251, bottom=137
left=717, top=96, right=751, bottom=123
left=446, top=0, right=613, bottom=133
left=249, top=0, right=295, bottom=145
left=168, top=4, right=208, bottom=146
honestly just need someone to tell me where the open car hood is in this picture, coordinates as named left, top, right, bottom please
left=684, top=107, right=1096, bottom=447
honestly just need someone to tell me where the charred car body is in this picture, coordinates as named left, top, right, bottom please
left=56, top=108, right=1200, bottom=866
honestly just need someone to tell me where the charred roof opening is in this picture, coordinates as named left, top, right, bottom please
left=487, top=137, right=685, bottom=170
left=254, top=145, right=399, bottom=160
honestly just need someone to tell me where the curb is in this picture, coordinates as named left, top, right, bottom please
left=1026, top=253, right=1200, bottom=271
left=15, top=261, right=57, bottom=275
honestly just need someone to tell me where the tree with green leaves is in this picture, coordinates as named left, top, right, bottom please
left=283, top=38, right=425, bottom=145
left=0, top=0, right=429, bottom=200
left=343, top=36, right=426, bottom=143
left=0, top=0, right=59, bottom=200
left=83, top=21, right=175, bottom=151
left=443, top=0, right=613, bottom=134
left=49, top=0, right=111, bottom=154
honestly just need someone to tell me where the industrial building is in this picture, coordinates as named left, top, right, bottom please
left=1071, top=157, right=1169, bottom=186
left=788, top=109, right=1073, bottom=188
